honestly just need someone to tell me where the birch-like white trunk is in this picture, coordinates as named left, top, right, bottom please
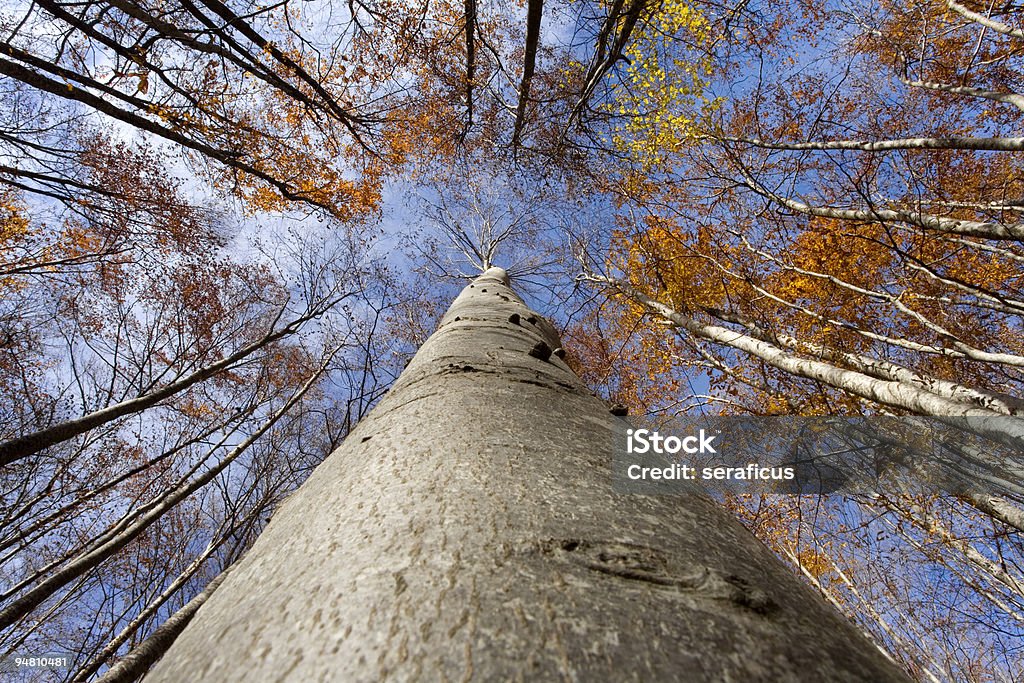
left=144, top=268, right=909, bottom=681
left=605, top=276, right=1024, bottom=446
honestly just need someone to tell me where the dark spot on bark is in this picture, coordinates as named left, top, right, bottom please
left=553, top=347, right=566, bottom=359
left=361, top=436, right=372, bottom=443
left=526, top=316, right=537, bottom=325
left=609, top=403, right=629, bottom=416
left=510, top=376, right=579, bottom=393
left=528, top=341, right=552, bottom=361
left=481, top=288, right=487, bottom=293
left=454, top=316, right=461, bottom=322
left=508, top=313, right=520, bottom=325
left=720, top=574, right=776, bottom=614
left=561, top=540, right=581, bottom=552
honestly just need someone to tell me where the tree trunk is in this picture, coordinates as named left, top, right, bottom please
left=144, top=268, right=909, bottom=682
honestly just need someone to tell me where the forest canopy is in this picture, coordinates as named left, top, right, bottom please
left=1, top=0, right=1022, bottom=680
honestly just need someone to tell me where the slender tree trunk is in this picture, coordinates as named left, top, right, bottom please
left=144, top=268, right=909, bottom=681
left=0, top=299, right=340, bottom=467
left=963, top=492, right=1024, bottom=533
left=598, top=275, right=1024, bottom=447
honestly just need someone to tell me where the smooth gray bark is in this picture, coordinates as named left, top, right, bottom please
left=145, top=268, right=910, bottom=682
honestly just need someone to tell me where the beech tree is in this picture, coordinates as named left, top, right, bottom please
left=143, top=267, right=909, bottom=682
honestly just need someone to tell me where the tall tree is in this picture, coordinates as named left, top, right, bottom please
left=143, top=267, right=909, bottom=681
